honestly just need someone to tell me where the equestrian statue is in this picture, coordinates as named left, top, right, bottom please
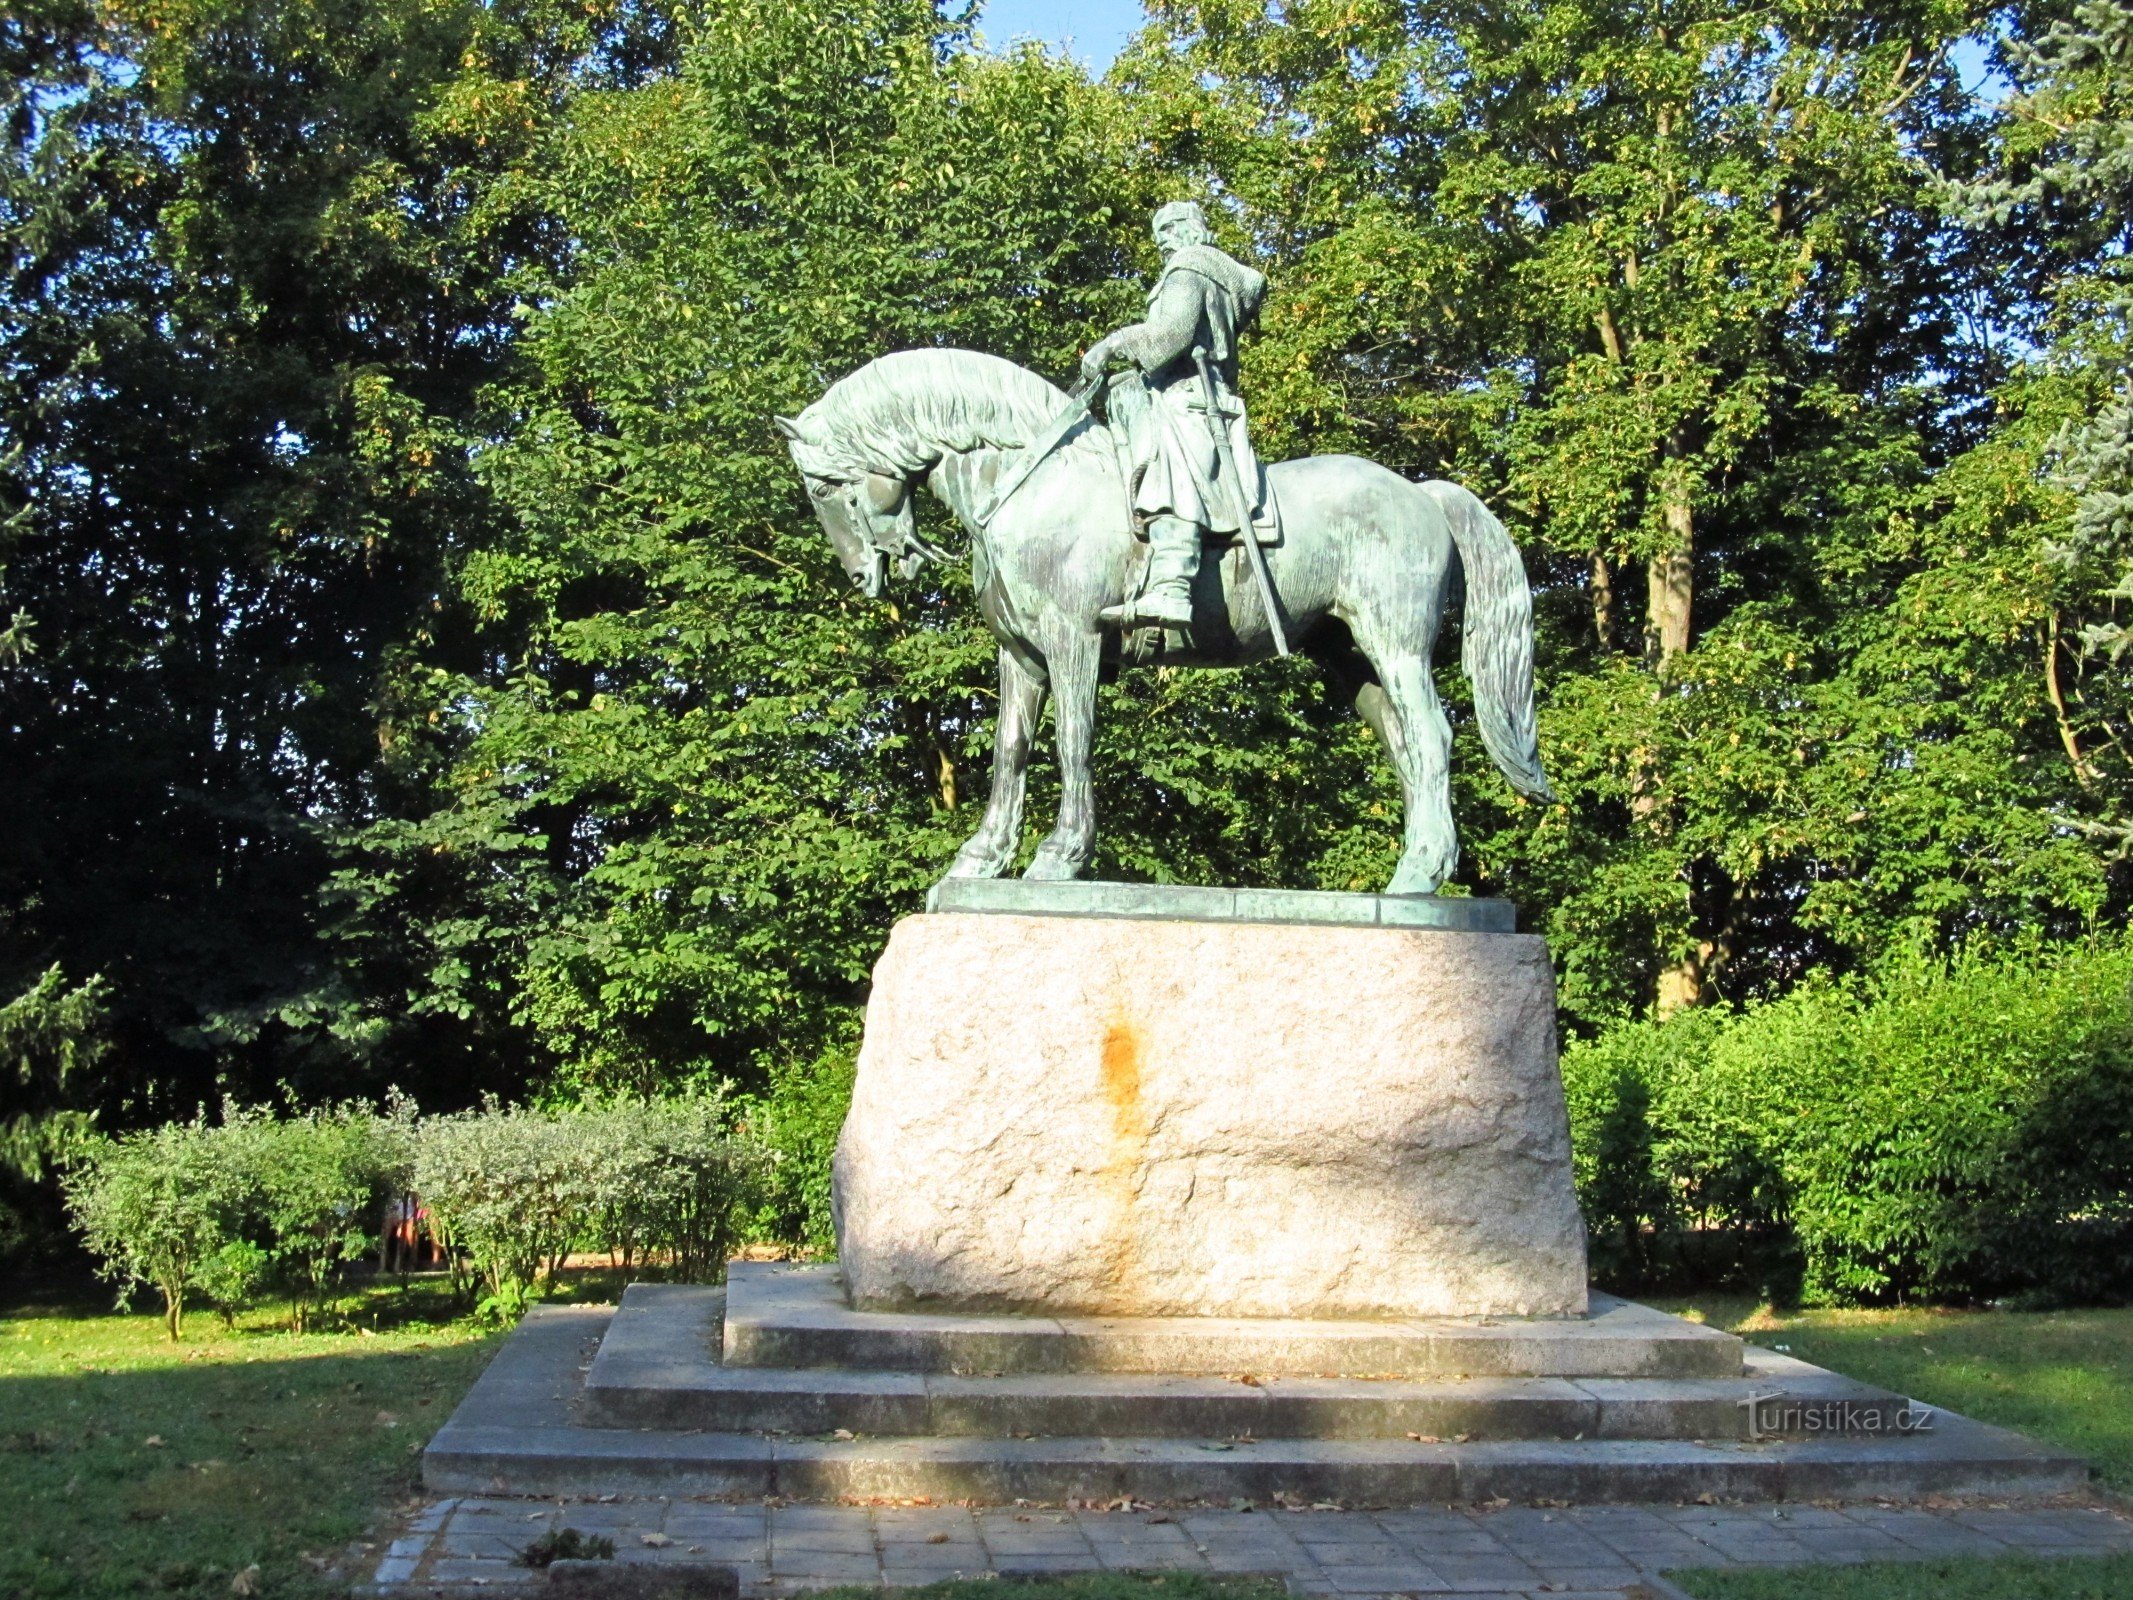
left=776, top=201, right=1553, bottom=896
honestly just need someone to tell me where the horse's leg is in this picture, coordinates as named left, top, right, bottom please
left=1372, top=653, right=1458, bottom=894
left=943, top=647, right=1047, bottom=882
left=1311, top=642, right=1412, bottom=814
left=1024, top=628, right=1101, bottom=880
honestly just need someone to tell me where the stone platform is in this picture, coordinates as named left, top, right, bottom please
left=835, top=912, right=1588, bottom=1320
left=924, top=877, right=1516, bottom=932
left=421, top=1267, right=2090, bottom=1506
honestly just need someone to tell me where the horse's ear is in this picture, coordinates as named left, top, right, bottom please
left=773, top=415, right=806, bottom=442
left=865, top=471, right=909, bottom=515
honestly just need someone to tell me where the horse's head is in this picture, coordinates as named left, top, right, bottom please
left=775, top=413, right=913, bottom=600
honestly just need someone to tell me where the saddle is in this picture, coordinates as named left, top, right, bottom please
left=1102, top=427, right=1283, bottom=550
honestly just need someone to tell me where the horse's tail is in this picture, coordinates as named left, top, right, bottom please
left=1417, top=479, right=1555, bottom=802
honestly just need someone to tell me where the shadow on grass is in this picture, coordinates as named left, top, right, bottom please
left=1, top=1294, right=497, bottom=1600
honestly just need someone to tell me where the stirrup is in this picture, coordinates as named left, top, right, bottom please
left=1099, top=592, right=1194, bottom=632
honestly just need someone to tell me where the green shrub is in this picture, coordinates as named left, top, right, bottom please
left=62, top=1118, right=247, bottom=1338
left=414, top=1102, right=584, bottom=1317
left=746, top=1045, right=855, bottom=1255
left=216, top=1102, right=407, bottom=1330
left=1563, top=937, right=2133, bottom=1305
left=580, top=1092, right=769, bottom=1279
left=195, top=1238, right=270, bottom=1326
left=414, top=1095, right=765, bottom=1317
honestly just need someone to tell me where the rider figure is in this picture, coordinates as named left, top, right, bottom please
left=1082, top=201, right=1273, bottom=634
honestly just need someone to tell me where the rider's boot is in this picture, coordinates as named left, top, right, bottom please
left=1099, top=515, right=1200, bottom=632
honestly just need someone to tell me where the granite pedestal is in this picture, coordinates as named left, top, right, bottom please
left=836, top=889, right=1588, bottom=1319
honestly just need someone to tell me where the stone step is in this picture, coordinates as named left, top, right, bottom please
left=422, top=1303, right=2093, bottom=1510
left=589, top=1285, right=1889, bottom=1442
left=426, top=1416, right=2088, bottom=1507
left=721, top=1264, right=1745, bottom=1380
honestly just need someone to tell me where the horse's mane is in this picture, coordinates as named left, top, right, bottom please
left=791, top=348, right=1076, bottom=478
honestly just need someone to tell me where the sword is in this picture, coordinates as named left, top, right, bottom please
left=978, top=370, right=1101, bottom=526
left=1192, top=344, right=1289, bottom=657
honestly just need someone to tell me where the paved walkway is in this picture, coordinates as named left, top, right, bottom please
left=369, top=1494, right=2133, bottom=1597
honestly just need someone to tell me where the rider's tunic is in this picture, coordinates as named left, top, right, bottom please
left=1107, top=244, right=1274, bottom=536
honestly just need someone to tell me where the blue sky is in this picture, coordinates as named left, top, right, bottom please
left=972, top=0, right=1147, bottom=69
left=976, top=5, right=2011, bottom=101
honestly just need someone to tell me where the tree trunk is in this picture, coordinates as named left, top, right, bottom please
left=1647, top=463, right=1700, bottom=1014
left=1644, top=497, right=1693, bottom=666
left=1654, top=950, right=1703, bottom=1017
left=1590, top=551, right=1618, bottom=651
left=935, top=743, right=958, bottom=811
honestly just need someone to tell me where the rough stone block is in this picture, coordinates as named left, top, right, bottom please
left=834, top=913, right=1588, bottom=1319
left=546, top=1558, right=740, bottom=1598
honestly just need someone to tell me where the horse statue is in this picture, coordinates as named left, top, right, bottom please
left=776, top=348, right=1553, bottom=895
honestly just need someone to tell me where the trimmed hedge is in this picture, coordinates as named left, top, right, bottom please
left=64, top=1093, right=768, bottom=1336
left=1563, top=938, right=2133, bottom=1305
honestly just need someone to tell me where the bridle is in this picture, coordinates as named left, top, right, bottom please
left=834, top=469, right=951, bottom=580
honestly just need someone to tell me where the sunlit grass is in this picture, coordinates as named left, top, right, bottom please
left=1648, top=1295, right=2133, bottom=1493
left=0, top=1274, right=498, bottom=1600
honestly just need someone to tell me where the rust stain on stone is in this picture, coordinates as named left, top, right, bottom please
left=1098, top=1020, right=1149, bottom=1305
left=1100, top=1020, right=1148, bottom=1140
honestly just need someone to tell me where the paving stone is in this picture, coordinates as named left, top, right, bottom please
left=436, top=1530, right=524, bottom=1560
left=769, top=1529, right=877, bottom=1556
left=1317, top=1564, right=1449, bottom=1592
left=873, top=1509, right=979, bottom=1541
left=1952, top=1507, right=2104, bottom=1545
left=425, top=1556, right=522, bottom=1582
left=992, top=1555, right=1111, bottom=1574
left=769, top=1505, right=868, bottom=1530
left=1277, top=1512, right=1392, bottom=1544
left=670, top=1540, right=768, bottom=1564
left=1382, top=1527, right=1504, bottom=1556
left=1524, top=1564, right=1641, bottom=1589
left=768, top=1554, right=882, bottom=1580
left=880, top=1543, right=986, bottom=1565
left=1415, top=1555, right=1541, bottom=1591
left=1309, top=1543, right=1417, bottom=1567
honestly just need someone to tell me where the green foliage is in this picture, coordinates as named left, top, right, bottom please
left=0, top=965, right=110, bottom=1256
left=215, top=1103, right=408, bottom=1331
left=62, top=1120, right=246, bottom=1339
left=413, top=1095, right=764, bottom=1317
left=7, top=0, right=2133, bottom=1298
left=1564, top=939, right=2133, bottom=1305
left=1118, top=0, right=2123, bottom=1021
left=747, top=1045, right=859, bottom=1256
left=194, top=1239, right=272, bottom=1328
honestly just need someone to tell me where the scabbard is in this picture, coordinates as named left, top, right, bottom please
left=1192, top=346, right=1288, bottom=656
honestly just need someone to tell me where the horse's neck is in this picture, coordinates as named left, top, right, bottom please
left=924, top=447, right=1009, bottom=533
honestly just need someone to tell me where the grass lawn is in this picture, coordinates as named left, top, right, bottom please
left=1647, top=1294, right=2133, bottom=1494
left=0, top=1270, right=498, bottom=1600
left=1641, top=1295, right=2133, bottom=1600
left=1668, top=1551, right=2133, bottom=1599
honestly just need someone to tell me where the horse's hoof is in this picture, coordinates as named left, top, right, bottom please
left=942, top=850, right=1010, bottom=881
left=1022, top=848, right=1086, bottom=882
left=1385, top=869, right=1443, bottom=896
